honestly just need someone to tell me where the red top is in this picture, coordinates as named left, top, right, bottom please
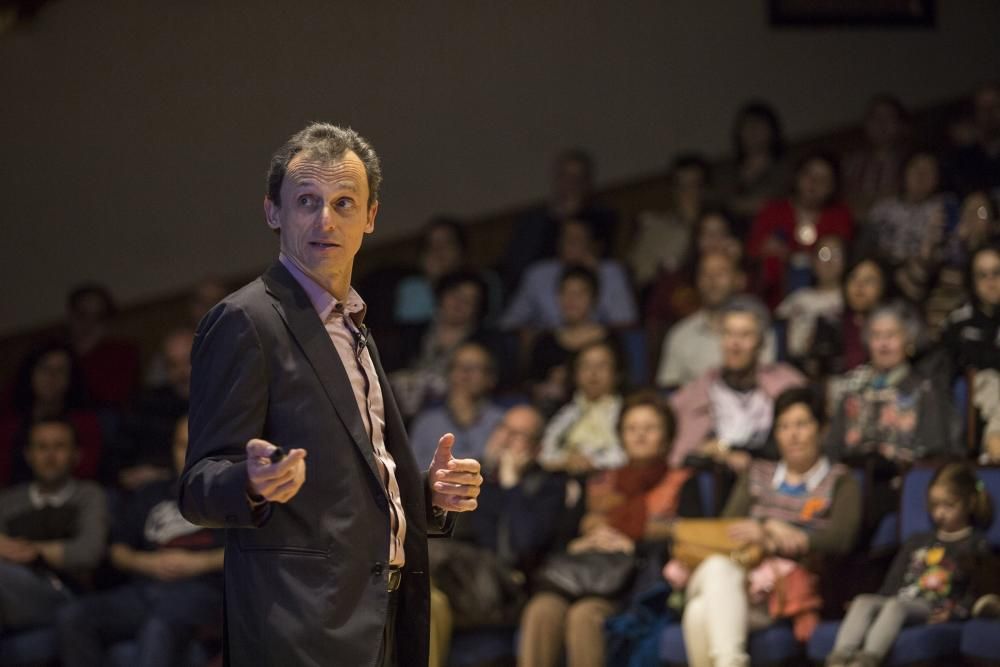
left=748, top=199, right=853, bottom=309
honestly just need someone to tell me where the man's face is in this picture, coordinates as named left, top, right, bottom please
left=438, top=282, right=481, bottom=328
left=697, top=253, right=742, bottom=308
left=558, top=221, right=597, bottom=265
left=489, top=406, right=543, bottom=459
left=721, top=312, right=762, bottom=372
left=163, top=331, right=194, bottom=399
left=26, top=422, right=77, bottom=486
left=264, top=150, right=377, bottom=284
left=448, top=345, right=495, bottom=400
left=558, top=276, right=595, bottom=324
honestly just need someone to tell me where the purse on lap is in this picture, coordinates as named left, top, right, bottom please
left=670, top=518, right=763, bottom=570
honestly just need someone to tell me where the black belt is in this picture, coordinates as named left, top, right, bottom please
left=387, top=566, right=402, bottom=592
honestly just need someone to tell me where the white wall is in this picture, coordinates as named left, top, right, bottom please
left=2, top=0, right=998, bottom=334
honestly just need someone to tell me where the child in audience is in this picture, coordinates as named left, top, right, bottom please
left=826, top=463, right=997, bottom=667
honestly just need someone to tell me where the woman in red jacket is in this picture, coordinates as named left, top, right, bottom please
left=749, top=153, right=854, bottom=310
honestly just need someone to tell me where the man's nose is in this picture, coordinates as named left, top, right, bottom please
left=319, top=204, right=336, bottom=228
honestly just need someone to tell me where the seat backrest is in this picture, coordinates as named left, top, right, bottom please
left=696, top=470, right=716, bottom=517
left=899, top=467, right=936, bottom=541
left=976, top=466, right=1000, bottom=549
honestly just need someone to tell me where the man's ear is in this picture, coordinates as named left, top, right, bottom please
left=264, top=197, right=281, bottom=232
left=365, top=201, right=379, bottom=234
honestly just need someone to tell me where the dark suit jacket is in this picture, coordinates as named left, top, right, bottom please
left=179, top=262, right=447, bottom=667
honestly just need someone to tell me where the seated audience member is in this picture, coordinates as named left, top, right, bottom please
left=863, top=150, right=948, bottom=267
left=656, top=251, right=776, bottom=389
left=501, top=149, right=618, bottom=292
left=946, top=81, right=1000, bottom=197
left=0, top=418, right=107, bottom=634
left=645, top=209, right=744, bottom=372
left=539, top=339, right=627, bottom=475
left=0, top=342, right=102, bottom=486
left=65, top=283, right=140, bottom=408
left=519, top=392, right=697, bottom=667
left=57, top=415, right=224, bottom=667
left=716, top=101, right=790, bottom=228
left=476, top=404, right=572, bottom=567
left=944, top=243, right=1000, bottom=461
left=827, top=463, right=997, bottom=667
left=108, top=328, right=193, bottom=490
left=896, top=191, right=1000, bottom=337
left=824, top=301, right=960, bottom=540
left=969, top=369, right=1000, bottom=463
left=501, top=218, right=637, bottom=331
left=841, top=94, right=910, bottom=218
left=776, top=235, right=846, bottom=363
left=748, top=153, right=854, bottom=309
left=809, top=256, right=890, bottom=379
left=670, top=296, right=805, bottom=471
left=528, top=265, right=609, bottom=414
left=663, top=388, right=861, bottom=667
left=146, top=279, right=228, bottom=387
left=645, top=208, right=743, bottom=329
left=943, top=243, right=1000, bottom=374
left=429, top=405, right=572, bottom=666
left=389, top=270, right=502, bottom=417
left=408, top=341, right=505, bottom=467
left=628, top=153, right=711, bottom=290
left=394, top=216, right=468, bottom=324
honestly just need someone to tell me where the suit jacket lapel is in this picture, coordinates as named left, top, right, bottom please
left=261, top=262, right=384, bottom=488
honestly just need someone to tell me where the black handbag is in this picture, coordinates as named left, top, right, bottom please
left=428, top=539, right=527, bottom=629
left=535, top=550, right=637, bottom=601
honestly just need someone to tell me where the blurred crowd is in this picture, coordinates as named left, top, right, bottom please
left=2, top=81, right=1000, bottom=667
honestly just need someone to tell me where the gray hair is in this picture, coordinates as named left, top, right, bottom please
left=720, top=294, right=772, bottom=340
left=266, top=123, right=382, bottom=207
left=864, top=300, right=924, bottom=349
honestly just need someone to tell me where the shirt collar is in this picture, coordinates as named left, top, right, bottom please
left=28, top=480, right=76, bottom=509
left=279, top=253, right=367, bottom=327
left=771, top=457, right=830, bottom=493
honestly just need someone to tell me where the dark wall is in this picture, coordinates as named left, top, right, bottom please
left=2, top=0, right=998, bottom=333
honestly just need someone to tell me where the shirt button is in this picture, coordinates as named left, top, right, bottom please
left=372, top=563, right=384, bottom=576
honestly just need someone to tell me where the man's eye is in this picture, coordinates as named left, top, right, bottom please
left=298, top=195, right=316, bottom=207
left=337, top=198, right=354, bottom=209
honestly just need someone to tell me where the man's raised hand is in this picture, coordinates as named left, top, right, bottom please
left=428, top=433, right=482, bottom=512
left=246, top=438, right=307, bottom=503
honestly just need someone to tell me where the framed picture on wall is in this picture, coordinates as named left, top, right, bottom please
left=769, top=0, right=935, bottom=28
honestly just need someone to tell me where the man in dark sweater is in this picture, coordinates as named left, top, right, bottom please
left=0, top=418, right=107, bottom=633
left=57, top=415, right=224, bottom=667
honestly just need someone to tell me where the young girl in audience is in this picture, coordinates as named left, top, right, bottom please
left=826, top=463, right=996, bottom=667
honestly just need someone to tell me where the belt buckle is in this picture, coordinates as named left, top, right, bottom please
left=387, top=567, right=402, bottom=592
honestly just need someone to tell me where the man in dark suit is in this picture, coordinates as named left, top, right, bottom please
left=179, top=123, right=483, bottom=667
